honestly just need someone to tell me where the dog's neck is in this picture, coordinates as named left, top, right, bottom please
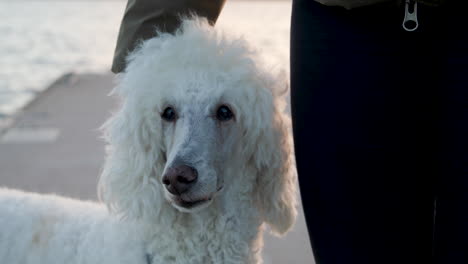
left=142, top=168, right=265, bottom=264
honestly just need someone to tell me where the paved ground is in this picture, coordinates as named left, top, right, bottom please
left=0, top=73, right=315, bottom=263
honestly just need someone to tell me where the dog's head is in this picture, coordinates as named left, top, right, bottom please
left=99, top=18, right=297, bottom=235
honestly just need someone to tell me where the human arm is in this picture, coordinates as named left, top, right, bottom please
left=112, top=0, right=226, bottom=73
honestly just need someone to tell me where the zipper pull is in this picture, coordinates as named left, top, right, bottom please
left=402, top=0, right=419, bottom=31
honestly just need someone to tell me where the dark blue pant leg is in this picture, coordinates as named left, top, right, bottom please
left=290, top=1, right=438, bottom=263
left=434, top=6, right=468, bottom=262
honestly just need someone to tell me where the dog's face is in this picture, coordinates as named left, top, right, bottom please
left=159, top=95, right=242, bottom=212
left=99, top=19, right=297, bottom=235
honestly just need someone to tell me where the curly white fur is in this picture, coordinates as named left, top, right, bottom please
left=0, top=18, right=297, bottom=264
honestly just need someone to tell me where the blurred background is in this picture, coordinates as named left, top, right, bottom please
left=0, top=0, right=315, bottom=263
left=0, top=0, right=290, bottom=117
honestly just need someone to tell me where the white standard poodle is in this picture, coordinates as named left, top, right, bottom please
left=0, top=18, right=298, bottom=264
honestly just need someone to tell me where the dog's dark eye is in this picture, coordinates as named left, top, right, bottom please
left=216, top=105, right=234, bottom=122
left=161, top=107, right=177, bottom=121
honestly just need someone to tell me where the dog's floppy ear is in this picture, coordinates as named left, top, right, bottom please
left=249, top=82, right=298, bottom=236
left=98, top=90, right=166, bottom=221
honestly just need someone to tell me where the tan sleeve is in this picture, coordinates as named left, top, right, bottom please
left=111, top=0, right=226, bottom=73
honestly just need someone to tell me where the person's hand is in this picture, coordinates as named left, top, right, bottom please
left=315, top=0, right=391, bottom=10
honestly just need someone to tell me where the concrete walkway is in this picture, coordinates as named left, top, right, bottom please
left=0, top=73, right=315, bottom=263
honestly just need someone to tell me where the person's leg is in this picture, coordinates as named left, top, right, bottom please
left=434, top=3, right=468, bottom=263
left=290, top=1, right=437, bottom=263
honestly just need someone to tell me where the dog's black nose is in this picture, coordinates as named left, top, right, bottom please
left=162, top=165, right=198, bottom=195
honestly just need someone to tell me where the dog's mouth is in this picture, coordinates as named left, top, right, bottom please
left=174, top=196, right=212, bottom=209
left=170, top=186, right=223, bottom=212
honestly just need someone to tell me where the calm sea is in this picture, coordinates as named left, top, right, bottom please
left=0, top=1, right=291, bottom=117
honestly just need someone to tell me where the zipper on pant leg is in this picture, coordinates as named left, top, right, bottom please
left=402, top=0, right=419, bottom=31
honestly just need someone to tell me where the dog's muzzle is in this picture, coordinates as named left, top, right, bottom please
left=162, top=165, right=224, bottom=211
left=162, top=165, right=198, bottom=195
